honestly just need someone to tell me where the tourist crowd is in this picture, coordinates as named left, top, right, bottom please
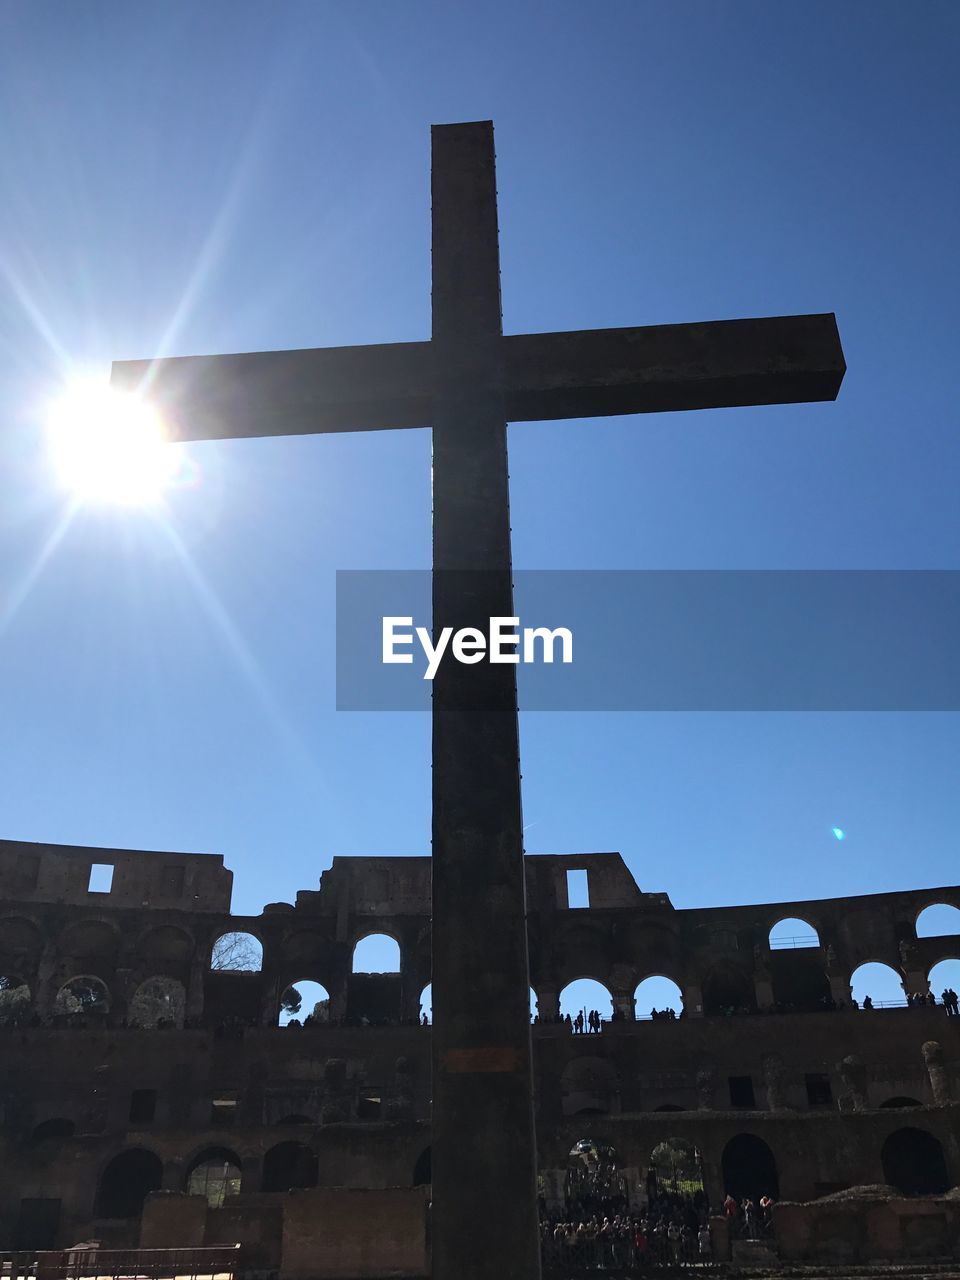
left=723, top=1192, right=775, bottom=1240
left=540, top=1189, right=714, bottom=1269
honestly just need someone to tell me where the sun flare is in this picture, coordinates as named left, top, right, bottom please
left=46, top=381, right=178, bottom=505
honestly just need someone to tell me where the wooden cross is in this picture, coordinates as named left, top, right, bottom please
left=113, top=120, right=844, bottom=1280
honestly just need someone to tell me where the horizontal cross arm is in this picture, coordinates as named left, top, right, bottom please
left=111, top=340, right=434, bottom=442
left=503, top=313, right=845, bottom=422
left=112, top=313, right=844, bottom=443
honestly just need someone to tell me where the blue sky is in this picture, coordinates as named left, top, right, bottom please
left=1, top=1, right=958, bottom=959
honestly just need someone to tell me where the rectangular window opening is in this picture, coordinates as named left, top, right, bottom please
left=129, top=1089, right=157, bottom=1125
left=88, top=863, right=114, bottom=894
left=566, top=869, right=590, bottom=909
left=805, top=1072, right=833, bottom=1107
left=210, top=1093, right=238, bottom=1127
left=728, top=1075, right=756, bottom=1108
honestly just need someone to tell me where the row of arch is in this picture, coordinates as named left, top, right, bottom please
left=719, top=1126, right=951, bottom=1199
left=212, top=904, right=960, bottom=975
left=96, top=1142, right=317, bottom=1217
left=767, top=904, right=960, bottom=947
left=0, top=974, right=186, bottom=1026
left=5, top=955, right=957, bottom=1028
left=89, top=1120, right=953, bottom=1221
left=210, top=931, right=403, bottom=976
left=4, top=904, right=959, bottom=1001
left=549, top=956, right=960, bottom=1021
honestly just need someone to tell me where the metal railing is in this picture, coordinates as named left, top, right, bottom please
left=0, top=1246, right=240, bottom=1280
left=769, top=935, right=820, bottom=949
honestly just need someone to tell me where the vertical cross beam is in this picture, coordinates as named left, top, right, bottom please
left=430, top=123, right=541, bottom=1279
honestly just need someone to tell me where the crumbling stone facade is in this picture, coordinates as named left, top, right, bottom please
left=0, top=837, right=958, bottom=1251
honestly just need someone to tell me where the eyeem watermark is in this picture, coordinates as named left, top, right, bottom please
left=337, top=569, right=960, bottom=711
left=383, top=615, right=574, bottom=680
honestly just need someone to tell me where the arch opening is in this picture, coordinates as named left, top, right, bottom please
left=352, top=934, right=400, bottom=973
left=96, top=1148, right=162, bottom=1218
left=927, top=958, right=960, bottom=1009
left=769, top=917, right=820, bottom=949
left=279, top=980, right=330, bottom=1028
left=0, top=974, right=31, bottom=1025
left=129, top=976, right=186, bottom=1029
left=916, top=903, right=960, bottom=938
left=634, top=975, right=683, bottom=1020
left=648, top=1138, right=705, bottom=1197
left=211, top=932, right=262, bottom=972
left=55, top=975, right=109, bottom=1017
left=186, top=1147, right=242, bottom=1208
left=881, top=1127, right=949, bottom=1195
left=558, top=979, right=613, bottom=1030
left=566, top=1139, right=627, bottom=1217
left=850, top=962, right=904, bottom=1008
left=721, top=1134, right=779, bottom=1203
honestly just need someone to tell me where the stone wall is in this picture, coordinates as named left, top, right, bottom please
left=280, top=1188, right=428, bottom=1279
left=775, top=1188, right=960, bottom=1262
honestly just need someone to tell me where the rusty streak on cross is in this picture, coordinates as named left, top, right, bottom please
left=113, top=121, right=845, bottom=1280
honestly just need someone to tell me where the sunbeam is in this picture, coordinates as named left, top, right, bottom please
left=154, top=516, right=321, bottom=783
left=0, top=500, right=79, bottom=637
left=137, top=45, right=298, bottom=387
left=0, top=253, right=72, bottom=369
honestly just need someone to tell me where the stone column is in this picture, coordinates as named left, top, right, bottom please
left=258, top=970, right=281, bottom=1027
left=538, top=990, right=559, bottom=1024
left=682, top=981, right=704, bottom=1018
left=837, top=1054, right=867, bottom=1110
left=401, top=973, right=425, bottom=1025
left=185, top=953, right=206, bottom=1024
left=109, top=965, right=134, bottom=1026
left=761, top=1052, right=787, bottom=1110
left=696, top=1064, right=718, bottom=1110
left=241, top=1154, right=262, bottom=1192
left=828, top=970, right=852, bottom=1006
left=754, top=975, right=774, bottom=1009
left=701, top=1155, right=724, bottom=1210
left=612, top=992, right=635, bottom=1022
left=822, top=941, right=851, bottom=1006
left=923, top=1040, right=951, bottom=1104
left=32, top=942, right=60, bottom=1018
left=328, top=968, right=349, bottom=1024
left=753, top=945, right=774, bottom=1010
left=162, top=1157, right=186, bottom=1192
left=900, top=941, right=928, bottom=999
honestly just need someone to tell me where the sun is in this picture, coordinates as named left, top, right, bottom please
left=46, top=380, right=178, bottom=506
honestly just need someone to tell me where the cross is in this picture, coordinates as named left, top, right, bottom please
left=113, top=120, right=844, bottom=1280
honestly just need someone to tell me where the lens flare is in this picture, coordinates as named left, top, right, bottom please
left=46, top=381, right=179, bottom=505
